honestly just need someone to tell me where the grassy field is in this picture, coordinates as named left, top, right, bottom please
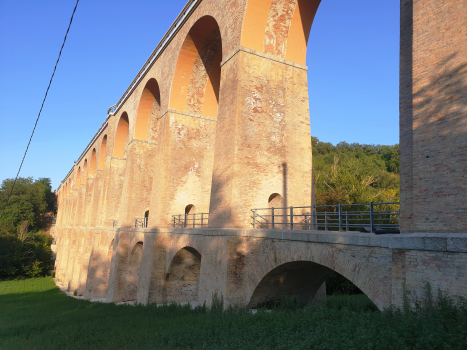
left=1, top=278, right=466, bottom=350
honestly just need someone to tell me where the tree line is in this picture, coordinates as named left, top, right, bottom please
left=0, top=177, right=56, bottom=279
left=312, top=137, right=400, bottom=206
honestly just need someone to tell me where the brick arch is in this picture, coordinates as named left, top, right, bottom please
left=75, top=167, right=81, bottom=188
left=97, top=135, right=107, bottom=170
left=89, top=148, right=97, bottom=177
left=134, top=78, right=161, bottom=141
left=169, top=15, right=222, bottom=118
left=165, top=246, right=202, bottom=304
left=81, top=159, right=88, bottom=184
left=244, top=241, right=391, bottom=310
left=241, top=0, right=320, bottom=65
left=166, top=234, right=204, bottom=269
left=113, top=112, right=130, bottom=158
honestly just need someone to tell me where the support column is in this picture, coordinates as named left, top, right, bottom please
left=149, top=111, right=216, bottom=227
left=399, top=0, right=467, bottom=233
left=209, top=49, right=312, bottom=228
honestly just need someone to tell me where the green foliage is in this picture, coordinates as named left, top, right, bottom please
left=0, top=177, right=55, bottom=280
left=1, top=278, right=466, bottom=350
left=0, top=177, right=56, bottom=231
left=0, top=223, right=53, bottom=279
left=312, top=137, right=400, bottom=205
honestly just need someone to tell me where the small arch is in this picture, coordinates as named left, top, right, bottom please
left=144, top=210, right=149, bottom=228
left=89, top=149, right=97, bottom=177
left=268, top=193, right=283, bottom=207
left=97, top=135, right=107, bottom=170
left=126, top=241, right=144, bottom=301
left=81, top=159, right=88, bottom=185
left=267, top=193, right=284, bottom=228
left=134, top=78, right=161, bottom=141
left=113, top=113, right=130, bottom=158
left=75, top=167, right=81, bottom=188
left=165, top=247, right=202, bottom=304
left=185, top=204, right=196, bottom=215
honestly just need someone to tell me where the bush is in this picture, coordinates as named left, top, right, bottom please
left=0, top=222, right=53, bottom=280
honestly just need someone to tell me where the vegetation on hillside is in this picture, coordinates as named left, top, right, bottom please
left=1, top=278, right=466, bottom=350
left=312, top=137, right=400, bottom=206
left=0, top=177, right=56, bottom=279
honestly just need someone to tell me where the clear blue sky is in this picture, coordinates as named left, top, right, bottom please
left=0, top=0, right=399, bottom=190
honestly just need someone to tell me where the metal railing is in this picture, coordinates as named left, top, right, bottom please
left=112, top=220, right=118, bottom=227
left=251, top=202, right=400, bottom=233
left=135, top=217, right=148, bottom=228
left=172, top=213, right=209, bottom=228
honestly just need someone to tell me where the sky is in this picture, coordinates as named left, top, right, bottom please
left=0, top=0, right=400, bottom=190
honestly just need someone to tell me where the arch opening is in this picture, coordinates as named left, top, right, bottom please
left=113, top=113, right=130, bottom=158
left=185, top=204, right=196, bottom=215
left=135, top=78, right=161, bottom=141
left=97, top=135, right=107, bottom=170
left=89, top=149, right=97, bottom=177
left=248, top=261, right=377, bottom=310
left=126, top=241, right=143, bottom=301
left=81, top=160, right=88, bottom=184
left=75, top=167, right=81, bottom=189
left=169, top=16, right=222, bottom=118
left=165, top=247, right=201, bottom=304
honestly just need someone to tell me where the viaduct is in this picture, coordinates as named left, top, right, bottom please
left=54, top=0, right=467, bottom=310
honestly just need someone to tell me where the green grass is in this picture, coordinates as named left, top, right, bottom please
left=1, top=278, right=466, bottom=350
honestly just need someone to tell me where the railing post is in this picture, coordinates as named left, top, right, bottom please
left=397, top=209, right=400, bottom=231
left=201, top=213, right=204, bottom=228
left=370, top=202, right=373, bottom=233
left=271, top=207, right=275, bottom=229
left=178, top=214, right=181, bottom=228
left=312, top=206, right=317, bottom=230
left=325, top=211, right=327, bottom=231
left=253, top=209, right=257, bottom=228
left=338, top=203, right=342, bottom=231
left=173, top=216, right=175, bottom=228
left=185, top=214, right=188, bottom=228
left=290, top=206, right=294, bottom=231
left=346, top=212, right=349, bottom=231
left=193, top=214, right=195, bottom=228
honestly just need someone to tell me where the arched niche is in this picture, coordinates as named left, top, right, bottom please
left=89, top=149, right=97, bottom=177
left=113, top=113, right=130, bottom=158
left=165, top=247, right=202, bottom=304
left=97, top=135, right=107, bottom=170
left=126, top=241, right=144, bottom=301
left=169, top=16, right=222, bottom=118
left=81, top=159, right=88, bottom=185
left=75, top=167, right=81, bottom=189
left=134, top=78, right=161, bottom=141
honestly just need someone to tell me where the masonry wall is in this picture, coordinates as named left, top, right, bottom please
left=55, top=227, right=467, bottom=310
left=399, top=0, right=467, bottom=233
left=54, top=0, right=466, bottom=306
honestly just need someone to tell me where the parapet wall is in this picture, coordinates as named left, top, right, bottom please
left=54, top=227, right=467, bottom=310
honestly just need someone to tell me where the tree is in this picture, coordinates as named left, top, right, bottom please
left=0, top=177, right=55, bottom=231
left=312, top=137, right=400, bottom=206
left=0, top=177, right=55, bottom=279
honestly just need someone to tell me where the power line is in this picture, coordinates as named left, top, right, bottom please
left=3, top=0, right=80, bottom=209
